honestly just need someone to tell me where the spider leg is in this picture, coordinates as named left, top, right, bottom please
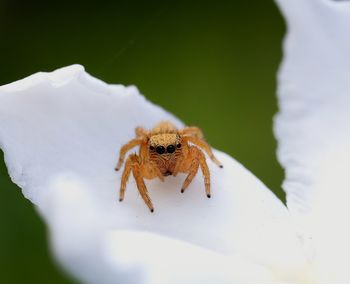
left=197, top=148, right=211, bottom=198
left=119, top=154, right=154, bottom=212
left=180, top=126, right=204, bottom=139
left=132, top=161, right=154, bottom=212
left=115, top=138, right=142, bottom=171
left=135, top=127, right=149, bottom=138
left=181, top=157, right=199, bottom=194
left=183, top=136, right=223, bottom=168
left=179, top=146, right=211, bottom=197
left=119, top=154, right=133, bottom=202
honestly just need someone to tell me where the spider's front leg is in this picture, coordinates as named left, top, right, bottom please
left=179, top=146, right=211, bottom=198
left=180, top=155, right=199, bottom=194
left=115, top=138, right=142, bottom=171
left=182, top=135, right=223, bottom=168
left=119, top=153, right=154, bottom=212
left=197, top=148, right=211, bottom=198
left=119, top=154, right=133, bottom=202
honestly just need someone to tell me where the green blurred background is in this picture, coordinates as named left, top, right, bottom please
left=0, top=0, right=285, bottom=283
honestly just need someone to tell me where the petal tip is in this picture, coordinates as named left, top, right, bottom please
left=0, top=64, right=86, bottom=93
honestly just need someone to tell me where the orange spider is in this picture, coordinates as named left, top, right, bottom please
left=115, top=121, right=223, bottom=212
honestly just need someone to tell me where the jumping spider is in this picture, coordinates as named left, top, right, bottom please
left=115, top=121, right=223, bottom=212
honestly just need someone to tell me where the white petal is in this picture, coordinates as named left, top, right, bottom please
left=275, top=0, right=350, bottom=282
left=0, top=65, right=306, bottom=283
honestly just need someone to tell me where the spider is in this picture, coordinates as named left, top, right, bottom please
left=115, top=121, right=223, bottom=212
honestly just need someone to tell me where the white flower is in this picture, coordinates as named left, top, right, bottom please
left=0, top=1, right=349, bottom=283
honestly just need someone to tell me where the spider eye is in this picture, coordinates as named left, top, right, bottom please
left=167, top=145, right=175, bottom=153
left=177, top=143, right=181, bottom=148
left=149, top=145, right=154, bottom=151
left=156, top=146, right=165, bottom=154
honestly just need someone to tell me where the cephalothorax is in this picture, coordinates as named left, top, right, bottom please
left=115, top=121, right=223, bottom=212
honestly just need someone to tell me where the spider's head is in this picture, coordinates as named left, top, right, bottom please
left=149, top=133, right=182, bottom=156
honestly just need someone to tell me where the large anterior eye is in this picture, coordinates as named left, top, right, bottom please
left=156, top=146, right=165, bottom=154
left=166, top=145, right=175, bottom=153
